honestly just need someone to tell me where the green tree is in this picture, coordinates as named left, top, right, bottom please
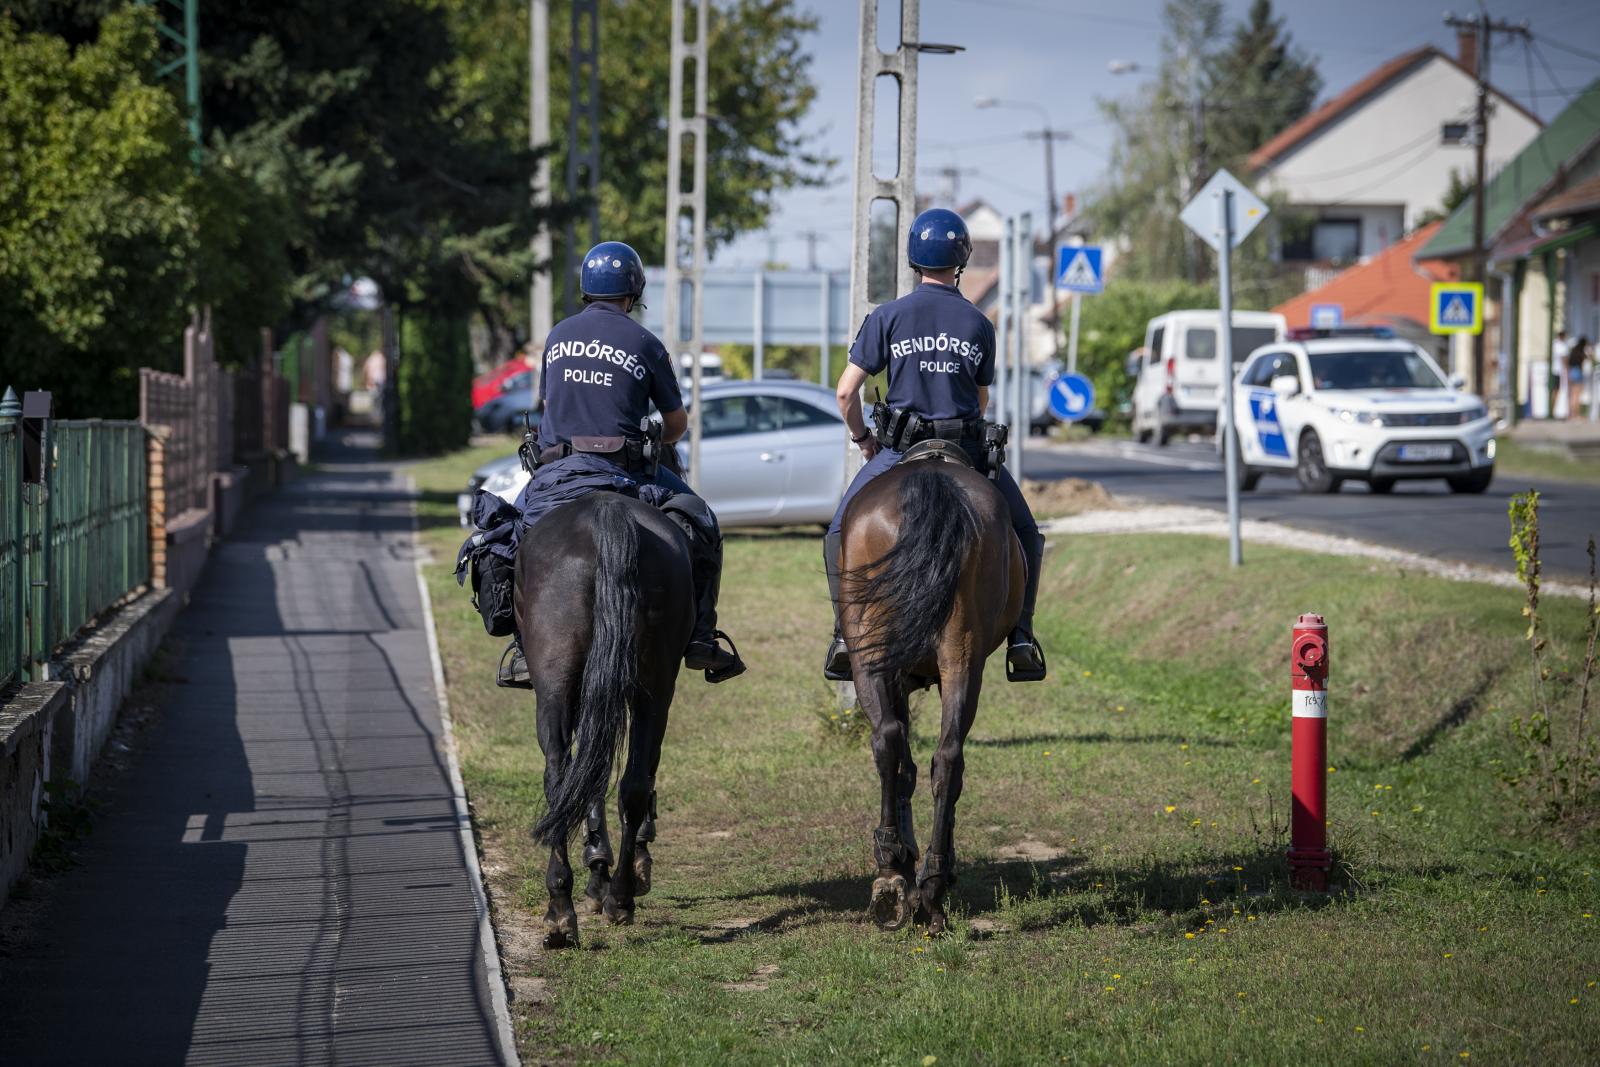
left=1416, top=168, right=1472, bottom=228
left=1089, top=0, right=1319, bottom=288
left=1204, top=0, right=1321, bottom=167
left=397, top=312, right=473, bottom=453
left=0, top=7, right=197, bottom=417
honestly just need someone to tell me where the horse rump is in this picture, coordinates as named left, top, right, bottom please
left=531, top=495, right=641, bottom=847
left=842, top=465, right=979, bottom=678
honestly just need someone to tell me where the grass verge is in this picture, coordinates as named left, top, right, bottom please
left=1496, top=440, right=1600, bottom=486
left=411, top=447, right=1599, bottom=1066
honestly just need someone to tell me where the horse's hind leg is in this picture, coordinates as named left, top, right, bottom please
left=860, top=672, right=917, bottom=931
left=920, top=670, right=981, bottom=936
left=536, top=680, right=582, bottom=948
left=605, top=684, right=671, bottom=925
left=581, top=796, right=614, bottom=914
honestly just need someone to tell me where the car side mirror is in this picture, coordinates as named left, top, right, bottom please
left=1270, top=374, right=1300, bottom=397
left=1124, top=352, right=1142, bottom=377
left=1448, top=373, right=1466, bottom=390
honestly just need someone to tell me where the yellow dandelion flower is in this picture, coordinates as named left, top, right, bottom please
left=1116, top=705, right=1125, bottom=712
left=1355, top=1026, right=1364, bottom=1033
left=1236, top=992, right=1246, bottom=998
left=1315, top=1017, right=1324, bottom=1024
left=1583, top=913, right=1592, bottom=919
left=1219, top=928, right=1229, bottom=934
left=1164, top=805, right=1176, bottom=813
left=1247, top=915, right=1257, bottom=922
left=1082, top=670, right=1092, bottom=677
left=1232, top=866, right=1244, bottom=872
left=1537, top=888, right=1548, bottom=895
left=1192, top=818, right=1202, bottom=826
left=1251, top=777, right=1261, bottom=784
left=1570, top=997, right=1580, bottom=1005
left=1328, top=765, right=1337, bottom=773
left=1043, top=750, right=1052, bottom=757
left=1589, top=981, right=1597, bottom=988
left=1104, top=985, right=1115, bottom=992
left=1423, top=1045, right=1431, bottom=1052
left=1443, top=953, right=1453, bottom=959
left=1185, top=932, right=1196, bottom=939
left=1180, top=743, right=1189, bottom=751
left=924, top=1057, right=938, bottom=1067
left=1371, top=810, right=1381, bottom=816
left=1460, top=1052, right=1470, bottom=1059
left=1112, top=973, right=1122, bottom=980
left=1478, top=926, right=1487, bottom=932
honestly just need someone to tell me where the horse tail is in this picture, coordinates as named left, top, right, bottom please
left=532, top=495, right=640, bottom=847
left=844, top=466, right=979, bottom=677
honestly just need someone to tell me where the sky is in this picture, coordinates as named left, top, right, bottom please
left=710, top=0, right=1600, bottom=270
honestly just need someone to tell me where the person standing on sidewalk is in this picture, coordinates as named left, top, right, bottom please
left=1552, top=329, right=1572, bottom=419
left=1574, top=336, right=1592, bottom=422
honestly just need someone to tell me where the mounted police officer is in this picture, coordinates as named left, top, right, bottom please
left=822, top=207, right=1047, bottom=683
left=499, top=240, right=745, bottom=687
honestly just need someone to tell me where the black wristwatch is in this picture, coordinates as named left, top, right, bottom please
left=851, top=430, right=872, bottom=445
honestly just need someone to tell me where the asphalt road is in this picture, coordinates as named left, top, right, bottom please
left=1023, top=437, right=1600, bottom=582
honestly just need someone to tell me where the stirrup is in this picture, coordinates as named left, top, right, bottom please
left=496, top=641, right=532, bottom=689
left=685, top=629, right=746, bottom=683
left=1005, top=631, right=1046, bottom=683
left=822, top=633, right=852, bottom=681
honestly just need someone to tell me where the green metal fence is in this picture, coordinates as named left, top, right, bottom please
left=1, top=420, right=149, bottom=690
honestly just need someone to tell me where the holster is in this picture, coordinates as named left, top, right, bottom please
left=982, top=421, right=1009, bottom=481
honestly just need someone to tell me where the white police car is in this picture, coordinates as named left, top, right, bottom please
left=1227, top=332, right=1495, bottom=494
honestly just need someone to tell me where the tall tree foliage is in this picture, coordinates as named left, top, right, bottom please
left=0, top=7, right=198, bottom=416
left=1089, top=0, right=1319, bottom=287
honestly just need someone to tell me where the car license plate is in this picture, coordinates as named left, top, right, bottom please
left=1396, top=444, right=1453, bottom=462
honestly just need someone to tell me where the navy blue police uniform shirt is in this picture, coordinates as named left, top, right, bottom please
left=848, top=282, right=996, bottom=422
left=538, top=302, right=683, bottom=451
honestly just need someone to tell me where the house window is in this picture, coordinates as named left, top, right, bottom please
left=1313, top=219, right=1361, bottom=262
left=1279, top=218, right=1361, bottom=263
left=1441, top=122, right=1470, bottom=145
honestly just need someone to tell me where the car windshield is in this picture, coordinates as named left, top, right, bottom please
left=1185, top=326, right=1279, bottom=363
left=1308, top=350, right=1445, bottom=390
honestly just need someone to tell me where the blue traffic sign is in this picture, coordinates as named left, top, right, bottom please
left=1310, top=303, right=1343, bottom=329
left=1055, top=245, right=1104, bottom=294
left=1048, top=372, right=1096, bottom=422
left=1429, top=282, right=1483, bottom=335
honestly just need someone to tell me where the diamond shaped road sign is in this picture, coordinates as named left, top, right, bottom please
left=1180, top=168, right=1269, bottom=251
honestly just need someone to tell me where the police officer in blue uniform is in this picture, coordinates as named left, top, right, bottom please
left=504, top=240, right=745, bottom=685
left=822, top=208, right=1046, bottom=682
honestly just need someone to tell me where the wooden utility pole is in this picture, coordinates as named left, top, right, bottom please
left=1443, top=10, right=1530, bottom=397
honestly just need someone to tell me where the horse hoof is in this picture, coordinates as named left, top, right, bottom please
left=633, top=850, right=653, bottom=897
left=543, top=915, right=580, bottom=949
left=926, top=910, right=949, bottom=938
left=869, top=875, right=911, bottom=931
left=602, top=896, right=635, bottom=926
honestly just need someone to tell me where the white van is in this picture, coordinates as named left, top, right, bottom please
left=1128, top=309, right=1286, bottom=445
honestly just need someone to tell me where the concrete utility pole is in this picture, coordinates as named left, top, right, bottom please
left=664, top=0, right=710, bottom=486
left=1443, top=10, right=1530, bottom=398
left=529, top=0, right=553, bottom=357
left=847, top=0, right=963, bottom=337
left=563, top=0, right=602, bottom=318
left=1010, top=213, right=1030, bottom=476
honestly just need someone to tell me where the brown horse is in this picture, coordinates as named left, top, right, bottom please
left=837, top=454, right=1025, bottom=935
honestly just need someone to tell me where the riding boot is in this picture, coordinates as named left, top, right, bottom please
left=496, top=635, right=531, bottom=689
left=1006, top=530, right=1048, bottom=682
left=580, top=796, right=614, bottom=871
left=677, top=523, right=747, bottom=683
left=821, top=530, right=852, bottom=681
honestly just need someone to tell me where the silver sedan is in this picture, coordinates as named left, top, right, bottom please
left=458, top=380, right=859, bottom=528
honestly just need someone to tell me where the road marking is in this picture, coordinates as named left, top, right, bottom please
left=1037, top=440, right=1219, bottom=472
left=410, top=475, right=521, bottom=1067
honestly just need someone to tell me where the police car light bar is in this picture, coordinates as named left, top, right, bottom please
left=1286, top=325, right=1396, bottom=340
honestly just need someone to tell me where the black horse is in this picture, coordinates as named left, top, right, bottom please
left=516, top=491, right=694, bottom=948
left=838, top=455, right=1025, bottom=936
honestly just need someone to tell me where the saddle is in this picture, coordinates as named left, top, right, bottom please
left=898, top=438, right=974, bottom=468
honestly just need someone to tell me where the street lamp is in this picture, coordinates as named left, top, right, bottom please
left=974, top=96, right=1071, bottom=353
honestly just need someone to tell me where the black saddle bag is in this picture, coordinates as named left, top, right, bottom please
left=471, top=552, right=517, bottom=637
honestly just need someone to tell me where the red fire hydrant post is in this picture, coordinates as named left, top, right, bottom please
left=1288, top=613, right=1331, bottom=891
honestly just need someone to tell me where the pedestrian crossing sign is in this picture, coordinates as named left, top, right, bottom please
left=1055, top=245, right=1104, bottom=294
left=1429, top=282, right=1483, bottom=335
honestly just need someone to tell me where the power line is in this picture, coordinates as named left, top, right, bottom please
left=1534, top=35, right=1600, bottom=65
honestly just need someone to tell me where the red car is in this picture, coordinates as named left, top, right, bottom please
left=473, top=355, right=535, bottom=411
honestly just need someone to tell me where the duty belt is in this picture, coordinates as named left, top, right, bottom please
left=872, top=404, right=982, bottom=452
left=535, top=435, right=654, bottom=475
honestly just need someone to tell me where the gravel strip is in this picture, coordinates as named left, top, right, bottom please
left=1042, top=504, right=1590, bottom=599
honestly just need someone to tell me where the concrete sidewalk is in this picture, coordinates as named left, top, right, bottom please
left=1, top=433, right=514, bottom=1066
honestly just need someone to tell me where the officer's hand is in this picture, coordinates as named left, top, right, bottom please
left=857, top=434, right=879, bottom=461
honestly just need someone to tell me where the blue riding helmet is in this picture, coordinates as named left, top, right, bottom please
left=906, top=208, right=972, bottom=271
left=580, top=241, right=647, bottom=300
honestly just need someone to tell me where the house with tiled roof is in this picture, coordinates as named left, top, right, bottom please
left=1418, top=80, right=1600, bottom=416
left=1251, top=35, right=1541, bottom=274
left=1274, top=221, right=1459, bottom=354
